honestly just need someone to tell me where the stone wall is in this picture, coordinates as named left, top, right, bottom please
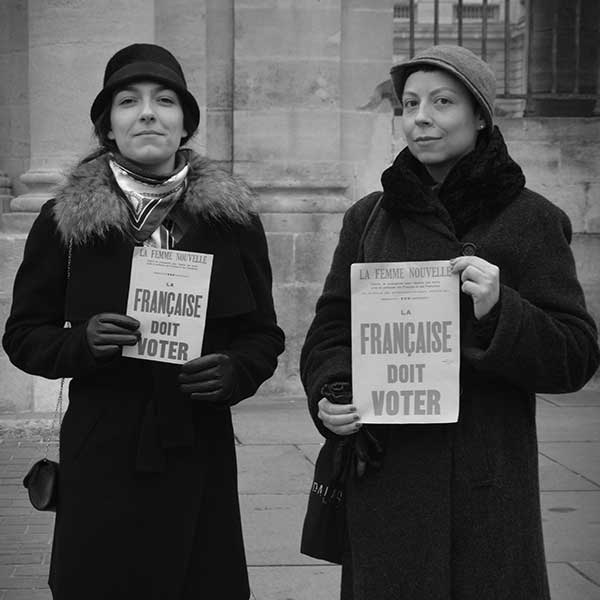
left=0, top=1, right=598, bottom=412
left=3, top=116, right=597, bottom=412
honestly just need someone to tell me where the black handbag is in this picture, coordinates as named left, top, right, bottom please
left=300, top=434, right=352, bottom=564
left=23, top=241, right=71, bottom=512
left=23, top=457, right=60, bottom=512
left=300, top=383, right=384, bottom=564
left=300, top=196, right=385, bottom=563
left=22, top=349, right=68, bottom=512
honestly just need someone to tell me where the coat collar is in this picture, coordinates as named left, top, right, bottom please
left=53, top=150, right=256, bottom=244
left=381, top=127, right=526, bottom=236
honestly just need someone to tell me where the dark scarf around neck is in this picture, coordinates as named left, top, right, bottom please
left=381, top=126, right=526, bottom=236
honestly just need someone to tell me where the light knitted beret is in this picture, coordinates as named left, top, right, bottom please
left=390, top=45, right=497, bottom=131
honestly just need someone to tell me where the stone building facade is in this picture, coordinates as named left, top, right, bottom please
left=1, top=0, right=598, bottom=412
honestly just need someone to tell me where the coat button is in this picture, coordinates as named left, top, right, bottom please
left=461, top=242, right=477, bottom=256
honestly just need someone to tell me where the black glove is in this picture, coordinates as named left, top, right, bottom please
left=354, top=428, right=384, bottom=478
left=85, top=313, right=140, bottom=359
left=178, top=353, right=237, bottom=407
left=321, top=382, right=384, bottom=479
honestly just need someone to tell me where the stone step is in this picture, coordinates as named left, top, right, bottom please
left=0, top=212, right=36, bottom=234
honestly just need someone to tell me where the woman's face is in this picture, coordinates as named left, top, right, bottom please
left=401, top=69, right=484, bottom=182
left=108, top=81, right=187, bottom=176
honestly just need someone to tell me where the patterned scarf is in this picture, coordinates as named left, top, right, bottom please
left=108, top=154, right=189, bottom=248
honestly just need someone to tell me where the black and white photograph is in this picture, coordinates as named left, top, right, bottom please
left=0, top=1, right=599, bottom=599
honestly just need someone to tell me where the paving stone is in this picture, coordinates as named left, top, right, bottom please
left=25, top=526, right=52, bottom=535
left=537, top=406, right=600, bottom=442
left=232, top=398, right=321, bottom=445
left=540, top=391, right=600, bottom=407
left=237, top=445, right=315, bottom=495
left=0, top=448, right=43, bottom=458
left=0, top=527, right=25, bottom=536
left=571, top=562, right=600, bottom=587
left=538, top=453, right=598, bottom=491
left=0, top=490, right=23, bottom=501
left=0, top=554, right=44, bottom=566
left=0, top=535, right=50, bottom=545
left=0, top=508, right=40, bottom=517
left=0, top=577, right=48, bottom=589
left=541, top=492, right=600, bottom=562
left=540, top=443, right=600, bottom=487
left=240, top=494, right=321, bottom=567
left=1, top=389, right=598, bottom=597
left=1, top=516, right=52, bottom=526
left=3, top=591, right=51, bottom=600
left=12, top=565, right=48, bottom=577
left=296, top=443, right=321, bottom=466
left=249, top=565, right=341, bottom=600
left=547, top=562, right=600, bottom=600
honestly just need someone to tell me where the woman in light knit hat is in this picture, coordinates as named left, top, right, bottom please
left=4, top=43, right=284, bottom=599
left=301, top=44, right=599, bottom=599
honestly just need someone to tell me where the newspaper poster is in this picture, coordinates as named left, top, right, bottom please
left=351, top=260, right=460, bottom=424
left=122, top=247, right=213, bottom=364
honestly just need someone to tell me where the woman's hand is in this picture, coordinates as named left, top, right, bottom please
left=318, top=398, right=362, bottom=436
left=450, top=256, right=500, bottom=319
left=178, top=353, right=236, bottom=406
left=85, top=313, right=140, bottom=359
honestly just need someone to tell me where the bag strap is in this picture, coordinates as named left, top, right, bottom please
left=45, top=240, right=72, bottom=455
left=356, top=192, right=383, bottom=263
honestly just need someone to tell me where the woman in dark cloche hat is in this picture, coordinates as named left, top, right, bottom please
left=3, top=43, right=284, bottom=600
left=301, top=44, right=599, bottom=599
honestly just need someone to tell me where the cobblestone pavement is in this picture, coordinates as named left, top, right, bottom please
left=1, top=391, right=599, bottom=600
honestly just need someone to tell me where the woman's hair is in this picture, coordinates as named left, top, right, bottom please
left=93, top=104, right=118, bottom=153
left=89, top=85, right=196, bottom=156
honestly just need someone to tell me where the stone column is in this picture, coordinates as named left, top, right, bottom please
left=0, top=172, right=11, bottom=214
left=205, top=0, right=234, bottom=171
left=233, top=0, right=349, bottom=395
left=10, top=0, right=155, bottom=228
left=155, top=0, right=233, bottom=168
left=155, top=0, right=209, bottom=155
left=6, top=0, right=155, bottom=412
left=340, top=1, right=394, bottom=201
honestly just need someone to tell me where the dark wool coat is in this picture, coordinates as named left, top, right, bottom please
left=3, top=152, right=285, bottom=600
left=300, top=128, right=599, bottom=600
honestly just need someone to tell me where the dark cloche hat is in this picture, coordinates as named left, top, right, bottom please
left=90, top=43, right=200, bottom=135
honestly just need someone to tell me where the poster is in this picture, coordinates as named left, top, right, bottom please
left=122, top=247, right=213, bottom=364
left=351, top=260, right=460, bottom=424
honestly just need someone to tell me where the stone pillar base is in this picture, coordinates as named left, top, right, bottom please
left=11, top=169, right=64, bottom=213
left=0, top=171, right=11, bottom=214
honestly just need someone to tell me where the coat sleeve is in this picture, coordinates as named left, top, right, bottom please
left=466, top=203, right=599, bottom=393
left=225, top=214, right=285, bottom=404
left=300, top=196, right=376, bottom=438
left=2, top=202, right=99, bottom=379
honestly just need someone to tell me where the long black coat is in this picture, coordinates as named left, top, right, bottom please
left=3, top=152, right=285, bottom=600
left=300, top=129, right=599, bottom=600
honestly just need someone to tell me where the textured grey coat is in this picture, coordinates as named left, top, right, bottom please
left=300, top=129, right=599, bottom=600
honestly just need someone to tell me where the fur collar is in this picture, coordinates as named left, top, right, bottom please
left=381, top=127, right=526, bottom=236
left=53, top=151, right=256, bottom=244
